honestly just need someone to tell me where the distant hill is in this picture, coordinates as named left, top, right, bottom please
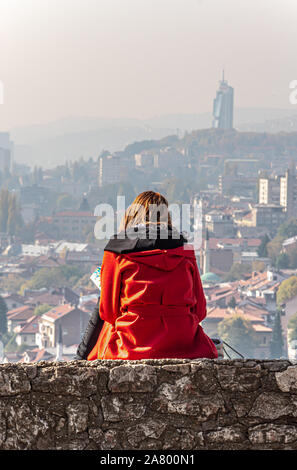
left=10, top=108, right=297, bottom=168
left=239, top=114, right=297, bottom=133
left=122, top=128, right=297, bottom=161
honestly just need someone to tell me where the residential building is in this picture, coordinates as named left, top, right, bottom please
left=280, top=167, right=297, bottom=218
left=219, top=173, right=257, bottom=198
left=282, top=236, right=297, bottom=255
left=205, top=211, right=234, bottom=237
left=258, top=174, right=281, bottom=205
left=99, top=154, right=123, bottom=187
left=251, top=204, right=286, bottom=233
left=15, top=316, right=39, bottom=347
left=1, top=293, right=25, bottom=311
left=36, top=304, right=90, bottom=349
left=52, top=211, right=97, bottom=241
left=6, top=306, right=35, bottom=333
left=202, top=306, right=273, bottom=358
left=134, top=151, right=157, bottom=169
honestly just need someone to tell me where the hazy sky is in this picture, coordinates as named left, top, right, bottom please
left=0, top=0, right=296, bottom=130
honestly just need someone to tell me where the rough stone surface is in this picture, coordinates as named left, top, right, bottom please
left=0, top=359, right=297, bottom=450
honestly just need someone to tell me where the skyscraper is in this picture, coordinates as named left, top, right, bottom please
left=212, top=71, right=234, bottom=129
left=280, top=165, right=297, bottom=219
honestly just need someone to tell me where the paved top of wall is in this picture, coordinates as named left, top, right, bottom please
left=1, top=358, right=297, bottom=450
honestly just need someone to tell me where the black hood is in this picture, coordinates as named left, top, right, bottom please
left=104, top=224, right=188, bottom=254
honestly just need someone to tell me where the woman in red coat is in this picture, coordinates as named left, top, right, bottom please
left=76, top=191, right=218, bottom=361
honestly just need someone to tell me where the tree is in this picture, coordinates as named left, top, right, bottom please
left=224, top=263, right=252, bottom=282
left=252, top=261, right=266, bottom=272
left=0, top=189, right=9, bottom=232
left=218, top=314, right=258, bottom=358
left=270, top=311, right=284, bottom=358
left=278, top=218, right=297, bottom=239
left=277, top=276, right=297, bottom=305
left=20, top=265, right=85, bottom=293
left=0, top=274, right=24, bottom=293
left=276, top=253, right=290, bottom=270
left=0, top=295, right=8, bottom=337
left=288, top=312, right=297, bottom=343
left=227, top=296, right=237, bottom=309
left=257, top=234, right=270, bottom=257
left=0, top=189, right=23, bottom=235
left=34, top=304, right=52, bottom=316
left=266, top=235, right=285, bottom=266
left=7, top=193, right=23, bottom=235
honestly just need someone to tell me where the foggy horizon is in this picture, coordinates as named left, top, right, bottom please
left=1, top=0, right=297, bottom=131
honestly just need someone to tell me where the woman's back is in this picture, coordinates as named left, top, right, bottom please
left=81, top=190, right=218, bottom=361
left=87, top=242, right=218, bottom=360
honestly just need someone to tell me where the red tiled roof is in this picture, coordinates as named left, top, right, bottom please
left=242, top=304, right=270, bottom=316
left=206, top=307, right=265, bottom=324
left=7, top=305, right=35, bottom=319
left=42, top=303, right=79, bottom=322
left=23, top=348, right=55, bottom=362
left=2, top=293, right=25, bottom=303
left=25, top=292, right=63, bottom=306
left=18, top=316, right=40, bottom=334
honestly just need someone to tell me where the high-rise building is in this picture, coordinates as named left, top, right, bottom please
left=212, top=71, right=234, bottom=129
left=98, top=155, right=122, bottom=187
left=258, top=175, right=281, bottom=205
left=280, top=167, right=297, bottom=219
left=0, top=132, right=14, bottom=173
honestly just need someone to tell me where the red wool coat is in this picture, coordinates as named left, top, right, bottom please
left=87, top=245, right=218, bottom=360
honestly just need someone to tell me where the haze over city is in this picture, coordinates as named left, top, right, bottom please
left=0, top=0, right=297, bottom=131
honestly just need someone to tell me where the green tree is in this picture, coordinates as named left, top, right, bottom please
left=224, top=263, right=252, bottom=282
left=266, top=235, right=285, bottom=266
left=0, top=190, right=23, bottom=235
left=34, top=304, right=52, bottom=316
left=277, top=276, right=297, bottom=305
left=288, top=312, right=297, bottom=343
left=252, top=260, right=266, bottom=272
left=276, top=253, right=290, bottom=270
left=20, top=265, right=85, bottom=293
left=218, top=314, right=258, bottom=358
left=4, top=332, right=17, bottom=353
left=278, top=218, right=297, bottom=238
left=257, top=234, right=270, bottom=257
left=7, top=193, right=22, bottom=235
left=227, top=296, right=237, bottom=309
left=0, top=274, right=24, bottom=295
left=0, top=189, right=9, bottom=232
left=288, top=248, right=297, bottom=269
left=270, top=311, right=284, bottom=358
left=0, top=295, right=8, bottom=337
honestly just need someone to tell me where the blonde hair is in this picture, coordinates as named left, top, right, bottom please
left=120, top=191, right=172, bottom=232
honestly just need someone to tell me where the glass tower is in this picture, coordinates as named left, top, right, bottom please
left=212, top=71, right=234, bottom=129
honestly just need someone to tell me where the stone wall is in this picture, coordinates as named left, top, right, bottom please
left=0, top=358, right=297, bottom=450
